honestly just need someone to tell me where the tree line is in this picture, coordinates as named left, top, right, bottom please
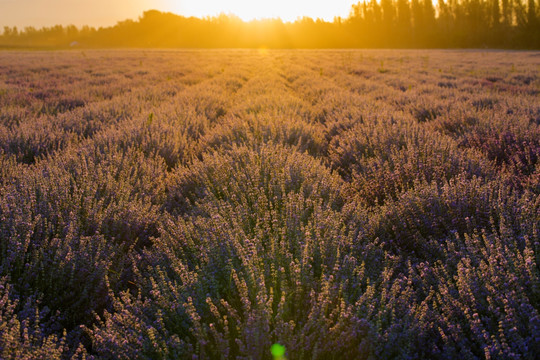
left=1, top=0, right=539, bottom=49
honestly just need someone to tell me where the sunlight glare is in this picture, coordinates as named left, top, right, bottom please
left=166, top=0, right=355, bottom=22
left=258, top=47, right=269, bottom=56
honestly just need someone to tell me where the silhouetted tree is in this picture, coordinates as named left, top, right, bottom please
left=1, top=2, right=539, bottom=49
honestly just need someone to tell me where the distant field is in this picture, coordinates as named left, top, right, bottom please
left=0, top=50, right=539, bottom=359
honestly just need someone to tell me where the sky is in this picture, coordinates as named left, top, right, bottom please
left=0, top=0, right=357, bottom=28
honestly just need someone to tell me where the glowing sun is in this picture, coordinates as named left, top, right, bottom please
left=165, top=0, right=355, bottom=22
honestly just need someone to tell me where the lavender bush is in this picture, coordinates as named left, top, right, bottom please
left=0, top=50, right=538, bottom=359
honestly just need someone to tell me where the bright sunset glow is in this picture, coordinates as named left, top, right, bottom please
left=0, top=0, right=355, bottom=28
left=167, top=0, right=355, bottom=22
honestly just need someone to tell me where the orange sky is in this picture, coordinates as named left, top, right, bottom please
left=0, top=0, right=356, bottom=28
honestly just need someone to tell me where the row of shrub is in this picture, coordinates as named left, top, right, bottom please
left=0, top=50, right=538, bottom=359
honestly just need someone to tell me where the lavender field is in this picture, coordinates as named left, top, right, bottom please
left=0, top=49, right=539, bottom=359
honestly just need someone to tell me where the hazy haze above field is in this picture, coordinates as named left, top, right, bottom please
left=0, top=0, right=355, bottom=28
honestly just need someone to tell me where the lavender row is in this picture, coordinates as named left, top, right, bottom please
left=0, top=50, right=538, bottom=359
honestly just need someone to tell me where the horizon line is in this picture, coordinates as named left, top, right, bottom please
left=1, top=9, right=350, bottom=31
